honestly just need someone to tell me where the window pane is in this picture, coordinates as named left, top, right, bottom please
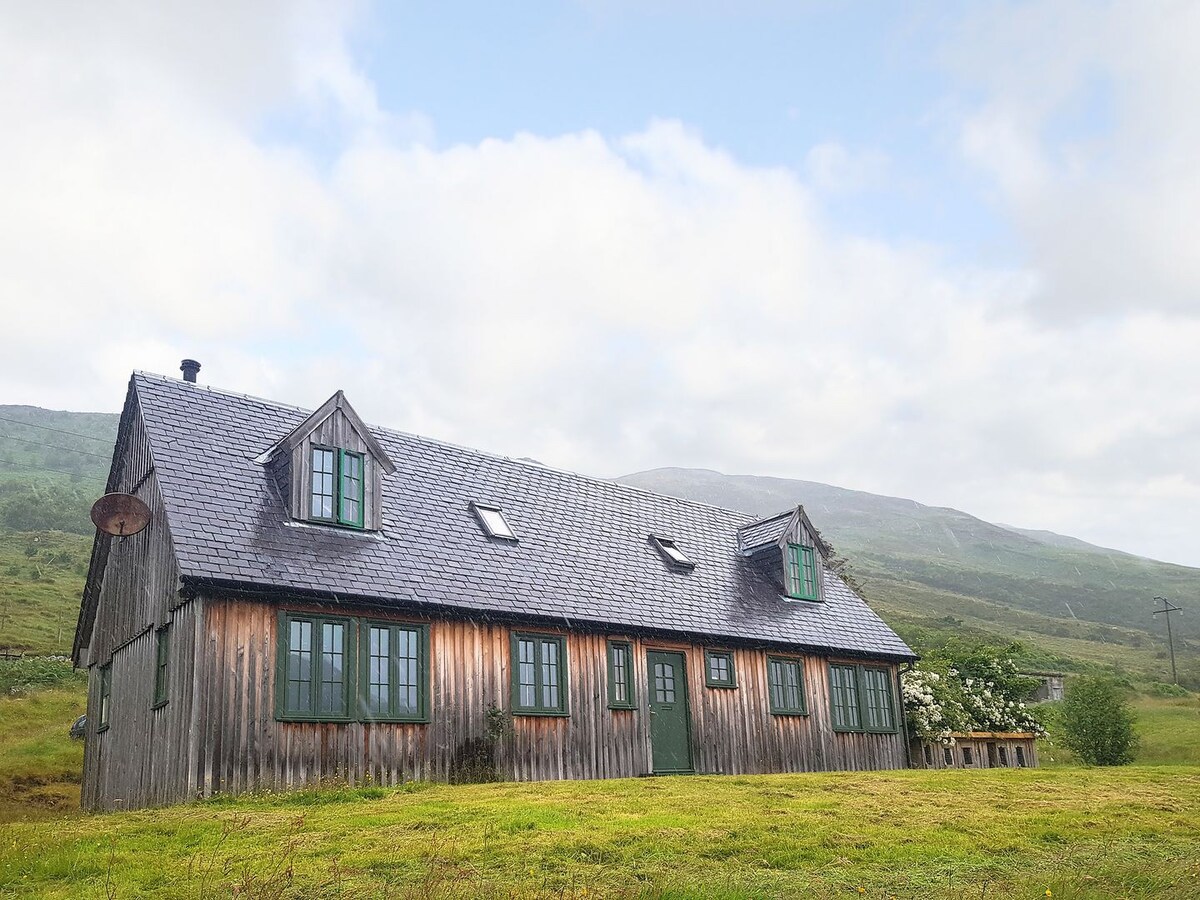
left=801, top=547, right=818, bottom=597
left=396, top=627, right=420, bottom=715
left=654, top=662, right=675, bottom=703
left=541, top=639, right=559, bottom=709
left=367, top=626, right=390, bottom=716
left=340, top=452, right=363, bottom=524
left=518, top=639, right=536, bottom=708
left=319, top=622, right=346, bottom=715
left=784, top=662, right=800, bottom=711
left=287, top=619, right=312, bottom=713
left=611, top=644, right=628, bottom=704
left=478, top=506, right=515, bottom=539
left=311, top=449, right=336, bottom=518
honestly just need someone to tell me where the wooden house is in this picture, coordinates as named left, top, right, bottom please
left=912, top=733, right=1039, bottom=770
left=73, top=365, right=916, bottom=811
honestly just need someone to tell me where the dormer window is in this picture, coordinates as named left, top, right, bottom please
left=785, top=543, right=819, bottom=600
left=310, top=447, right=365, bottom=528
left=651, top=536, right=695, bottom=569
left=471, top=502, right=517, bottom=541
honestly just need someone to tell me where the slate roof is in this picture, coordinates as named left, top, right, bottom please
left=131, top=372, right=914, bottom=660
left=737, top=511, right=794, bottom=554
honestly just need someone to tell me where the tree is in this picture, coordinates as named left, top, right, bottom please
left=1058, top=676, right=1138, bottom=765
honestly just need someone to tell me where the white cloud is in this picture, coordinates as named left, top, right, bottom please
left=0, top=1, right=1197, bottom=567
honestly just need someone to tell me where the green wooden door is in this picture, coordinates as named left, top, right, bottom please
left=647, top=650, right=693, bottom=774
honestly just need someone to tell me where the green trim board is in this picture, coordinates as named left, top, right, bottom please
left=766, top=656, right=807, bottom=715
left=338, top=449, right=365, bottom=527
left=97, top=664, right=111, bottom=732
left=511, top=632, right=569, bottom=716
left=606, top=640, right=635, bottom=709
left=275, top=611, right=357, bottom=722
left=704, top=649, right=737, bottom=688
left=785, top=543, right=820, bottom=600
left=152, top=626, right=170, bottom=709
left=358, top=621, right=430, bottom=723
left=828, top=662, right=897, bottom=733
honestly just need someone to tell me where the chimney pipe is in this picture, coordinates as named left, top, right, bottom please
left=180, top=359, right=201, bottom=383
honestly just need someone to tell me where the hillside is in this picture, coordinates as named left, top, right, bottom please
left=617, top=468, right=1198, bottom=683
left=0, top=406, right=116, bottom=653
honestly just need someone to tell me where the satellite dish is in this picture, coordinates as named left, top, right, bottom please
left=90, top=493, right=151, bottom=537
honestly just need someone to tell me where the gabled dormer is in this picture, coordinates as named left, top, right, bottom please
left=258, top=391, right=396, bottom=531
left=737, top=505, right=831, bottom=602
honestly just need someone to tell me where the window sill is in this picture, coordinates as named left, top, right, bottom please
left=512, top=709, right=570, bottom=718
left=608, top=703, right=636, bottom=711
left=770, top=709, right=809, bottom=717
left=275, top=714, right=357, bottom=724
left=359, top=716, right=431, bottom=725
left=705, top=681, right=739, bottom=690
left=151, top=700, right=168, bottom=711
left=96, top=724, right=109, bottom=734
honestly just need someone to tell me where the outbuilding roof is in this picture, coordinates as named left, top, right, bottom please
left=127, top=372, right=914, bottom=660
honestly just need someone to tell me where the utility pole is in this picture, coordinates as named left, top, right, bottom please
left=1153, top=596, right=1183, bottom=684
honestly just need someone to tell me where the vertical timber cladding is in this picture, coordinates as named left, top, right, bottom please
left=80, top=389, right=199, bottom=812
left=194, top=597, right=908, bottom=796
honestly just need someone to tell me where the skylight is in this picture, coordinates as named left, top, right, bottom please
left=651, top=536, right=695, bottom=569
left=471, top=502, right=517, bottom=541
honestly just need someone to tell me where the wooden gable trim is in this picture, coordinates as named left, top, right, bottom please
left=773, top=505, right=832, bottom=560
left=260, top=390, right=397, bottom=474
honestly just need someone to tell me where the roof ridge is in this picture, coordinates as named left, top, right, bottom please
left=131, top=371, right=761, bottom=525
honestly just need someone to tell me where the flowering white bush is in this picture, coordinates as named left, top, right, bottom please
left=901, top=648, right=1046, bottom=743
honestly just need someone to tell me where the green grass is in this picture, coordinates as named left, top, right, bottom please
left=0, top=529, right=90, bottom=654
left=2, top=768, right=1199, bottom=898
left=0, top=686, right=85, bottom=823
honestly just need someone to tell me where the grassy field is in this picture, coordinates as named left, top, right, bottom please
left=0, top=529, right=91, bottom=654
left=2, top=768, right=1199, bottom=898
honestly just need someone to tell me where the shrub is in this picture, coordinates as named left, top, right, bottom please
left=0, top=656, right=85, bottom=696
left=1059, top=676, right=1138, bottom=765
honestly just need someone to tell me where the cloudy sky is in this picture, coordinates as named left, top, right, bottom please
left=2, top=1, right=1198, bottom=566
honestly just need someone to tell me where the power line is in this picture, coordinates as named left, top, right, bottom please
left=0, top=414, right=112, bottom=443
left=0, top=456, right=105, bottom=480
left=1153, top=596, right=1183, bottom=685
left=0, top=432, right=109, bottom=459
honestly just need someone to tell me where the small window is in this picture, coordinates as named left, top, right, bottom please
left=785, top=543, right=819, bottom=600
left=860, top=666, right=896, bottom=733
left=828, top=663, right=861, bottom=731
left=277, top=612, right=354, bottom=721
left=962, top=746, right=974, bottom=766
left=153, top=627, right=170, bottom=708
left=472, top=502, right=517, bottom=541
left=511, top=632, right=568, bottom=715
left=767, top=656, right=807, bottom=714
left=607, top=640, right=635, bottom=709
left=1015, top=746, right=1027, bottom=768
left=998, top=746, right=1009, bottom=767
left=943, top=746, right=953, bottom=765
left=704, top=649, right=737, bottom=689
left=923, top=745, right=933, bottom=767
left=97, top=664, right=112, bottom=732
left=650, top=536, right=695, bottom=569
left=309, top=447, right=366, bottom=528
left=360, top=622, right=429, bottom=722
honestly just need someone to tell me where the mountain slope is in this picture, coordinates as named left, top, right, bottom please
left=617, top=468, right=1198, bottom=680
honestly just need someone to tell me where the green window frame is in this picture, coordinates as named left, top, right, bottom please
left=97, top=663, right=112, bottom=732
left=276, top=612, right=356, bottom=722
left=359, top=621, right=429, bottom=722
left=785, top=543, right=820, bottom=600
left=704, top=649, right=737, bottom=689
left=511, top=632, right=569, bottom=716
left=859, top=666, right=896, bottom=733
left=607, top=640, right=635, bottom=709
left=767, top=656, right=807, bottom=714
left=152, top=626, right=170, bottom=709
left=828, top=663, right=897, bottom=733
left=309, top=446, right=366, bottom=528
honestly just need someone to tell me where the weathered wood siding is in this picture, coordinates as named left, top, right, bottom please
left=289, top=408, right=383, bottom=530
left=81, top=391, right=194, bottom=810
left=83, top=599, right=203, bottom=810
left=912, top=734, right=1039, bottom=770
left=172, top=597, right=906, bottom=803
